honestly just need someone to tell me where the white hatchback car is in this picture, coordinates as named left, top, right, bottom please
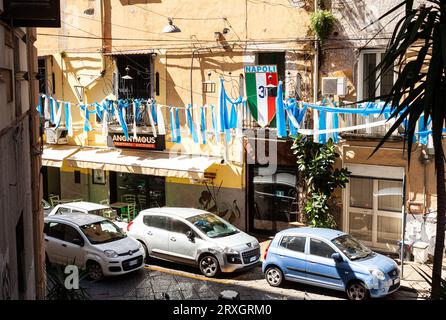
left=127, top=207, right=260, bottom=277
left=44, top=214, right=145, bottom=280
left=48, top=201, right=128, bottom=232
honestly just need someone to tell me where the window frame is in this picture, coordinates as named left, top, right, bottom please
left=143, top=214, right=170, bottom=231
left=308, top=237, right=337, bottom=259
left=357, top=49, right=396, bottom=101
left=46, top=222, right=66, bottom=241
left=63, top=224, right=85, bottom=246
left=279, top=235, right=307, bottom=253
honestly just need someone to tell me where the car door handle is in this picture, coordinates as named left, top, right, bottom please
left=170, top=237, right=176, bottom=242
left=61, top=244, right=67, bottom=247
left=279, top=255, right=285, bottom=258
left=44, top=239, right=49, bottom=242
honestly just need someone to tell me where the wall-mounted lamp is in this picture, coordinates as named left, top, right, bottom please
left=121, top=66, right=133, bottom=80
left=203, top=72, right=216, bottom=93
left=162, top=17, right=181, bottom=33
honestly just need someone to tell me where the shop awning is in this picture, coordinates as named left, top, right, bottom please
left=42, top=144, right=80, bottom=168
left=103, top=49, right=155, bottom=56
left=64, top=147, right=220, bottom=180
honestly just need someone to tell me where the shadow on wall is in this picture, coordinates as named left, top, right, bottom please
left=198, top=181, right=241, bottom=225
left=325, top=0, right=399, bottom=44
left=165, top=51, right=244, bottom=107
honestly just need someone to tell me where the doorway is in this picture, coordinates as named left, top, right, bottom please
left=345, top=166, right=404, bottom=253
left=249, top=166, right=298, bottom=234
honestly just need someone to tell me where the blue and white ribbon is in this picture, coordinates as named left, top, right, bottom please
left=186, top=104, right=199, bottom=143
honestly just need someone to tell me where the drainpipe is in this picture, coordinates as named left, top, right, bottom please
left=313, top=0, right=319, bottom=104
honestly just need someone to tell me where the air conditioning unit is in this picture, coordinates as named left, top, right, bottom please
left=321, top=77, right=348, bottom=97
left=45, top=127, right=68, bottom=144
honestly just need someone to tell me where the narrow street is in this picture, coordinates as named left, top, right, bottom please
left=80, top=258, right=421, bottom=301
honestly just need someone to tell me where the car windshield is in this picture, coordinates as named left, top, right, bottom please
left=186, top=213, right=239, bottom=238
left=80, top=220, right=126, bottom=244
left=331, top=235, right=373, bottom=260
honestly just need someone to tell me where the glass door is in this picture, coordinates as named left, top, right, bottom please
left=251, top=167, right=298, bottom=234
left=348, top=177, right=403, bottom=252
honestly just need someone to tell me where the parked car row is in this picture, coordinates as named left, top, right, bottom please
left=43, top=202, right=400, bottom=300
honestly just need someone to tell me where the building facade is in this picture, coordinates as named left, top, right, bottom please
left=0, top=0, right=60, bottom=299
left=35, top=0, right=440, bottom=256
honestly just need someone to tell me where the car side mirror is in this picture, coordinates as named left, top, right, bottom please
left=72, top=238, right=84, bottom=247
left=186, top=230, right=195, bottom=242
left=331, top=252, right=343, bottom=262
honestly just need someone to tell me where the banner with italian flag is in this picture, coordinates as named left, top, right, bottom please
left=245, top=65, right=278, bottom=127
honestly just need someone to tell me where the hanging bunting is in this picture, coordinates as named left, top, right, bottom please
left=132, top=100, right=138, bottom=139
left=156, top=104, right=166, bottom=135
left=275, top=81, right=287, bottom=138
left=147, top=101, right=157, bottom=138
left=186, top=104, right=198, bottom=143
left=37, top=95, right=43, bottom=116
left=318, top=110, right=327, bottom=144
left=65, top=102, right=73, bottom=136
left=200, top=106, right=207, bottom=145
left=151, top=101, right=158, bottom=124
left=211, top=104, right=220, bottom=143
left=117, top=100, right=129, bottom=139
left=169, top=107, right=177, bottom=143
left=175, top=107, right=181, bottom=143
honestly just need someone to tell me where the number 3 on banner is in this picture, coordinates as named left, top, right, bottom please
left=258, top=85, right=266, bottom=99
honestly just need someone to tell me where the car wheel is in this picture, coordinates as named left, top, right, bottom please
left=265, top=266, right=283, bottom=287
left=87, top=261, right=104, bottom=281
left=346, top=281, right=369, bottom=300
left=140, top=241, right=149, bottom=264
left=199, top=255, right=220, bottom=277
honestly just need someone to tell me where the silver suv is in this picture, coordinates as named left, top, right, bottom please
left=127, top=207, right=260, bottom=277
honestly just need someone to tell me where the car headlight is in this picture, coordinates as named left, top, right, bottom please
left=223, top=248, right=239, bottom=255
left=370, top=269, right=385, bottom=281
left=104, top=250, right=119, bottom=258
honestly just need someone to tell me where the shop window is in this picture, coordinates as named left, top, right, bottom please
left=358, top=50, right=394, bottom=100
left=113, top=173, right=165, bottom=210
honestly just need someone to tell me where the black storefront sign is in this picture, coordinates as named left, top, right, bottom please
left=108, top=133, right=165, bottom=151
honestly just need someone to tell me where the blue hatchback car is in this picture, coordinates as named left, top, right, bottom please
left=262, top=227, right=400, bottom=300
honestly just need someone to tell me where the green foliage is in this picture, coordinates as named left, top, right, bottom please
left=292, top=135, right=350, bottom=228
left=46, top=264, right=90, bottom=300
left=361, top=0, right=446, bottom=300
left=309, top=10, right=337, bottom=41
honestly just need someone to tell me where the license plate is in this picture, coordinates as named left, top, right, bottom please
left=250, top=256, right=257, bottom=262
left=128, top=259, right=138, bottom=266
left=393, top=278, right=400, bottom=285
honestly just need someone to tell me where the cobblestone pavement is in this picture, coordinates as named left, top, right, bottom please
left=80, top=258, right=423, bottom=300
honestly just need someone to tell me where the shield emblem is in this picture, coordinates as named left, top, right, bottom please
left=245, top=65, right=278, bottom=127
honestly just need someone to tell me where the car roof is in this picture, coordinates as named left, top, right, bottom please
left=139, top=207, right=210, bottom=219
left=276, top=227, right=347, bottom=240
left=58, top=201, right=109, bottom=211
left=45, top=213, right=105, bottom=226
